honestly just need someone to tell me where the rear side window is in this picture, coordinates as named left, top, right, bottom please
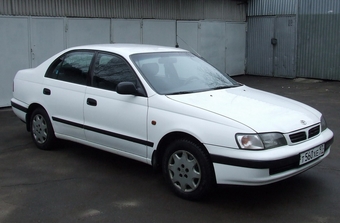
left=46, top=51, right=94, bottom=85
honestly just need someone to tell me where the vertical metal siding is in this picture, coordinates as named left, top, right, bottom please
left=0, top=0, right=9, bottom=15
left=274, top=16, right=296, bottom=78
left=247, top=0, right=340, bottom=80
left=297, top=0, right=340, bottom=80
left=33, top=0, right=49, bottom=15
left=112, top=0, right=143, bottom=18
left=222, top=0, right=246, bottom=21
left=179, top=0, right=204, bottom=20
left=152, top=0, right=179, bottom=19
left=299, top=0, right=340, bottom=14
left=247, top=16, right=297, bottom=78
left=248, top=0, right=297, bottom=16
left=204, top=0, right=224, bottom=19
left=246, top=17, right=275, bottom=76
left=0, top=0, right=246, bottom=21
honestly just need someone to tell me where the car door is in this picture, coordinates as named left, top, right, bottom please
left=43, top=50, right=94, bottom=140
left=84, top=52, right=149, bottom=158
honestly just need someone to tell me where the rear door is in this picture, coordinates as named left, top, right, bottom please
left=43, top=50, right=94, bottom=140
left=84, top=52, right=149, bottom=158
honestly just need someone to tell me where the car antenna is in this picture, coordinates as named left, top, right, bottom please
left=176, top=35, right=202, bottom=58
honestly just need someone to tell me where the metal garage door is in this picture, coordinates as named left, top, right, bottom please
left=274, top=16, right=296, bottom=78
left=247, top=16, right=296, bottom=78
left=177, top=21, right=199, bottom=53
left=111, top=19, right=142, bottom=44
left=31, top=17, right=65, bottom=67
left=177, top=21, right=246, bottom=76
left=0, top=17, right=247, bottom=108
left=0, top=17, right=30, bottom=107
left=67, top=18, right=111, bottom=47
left=199, top=21, right=226, bottom=73
left=142, top=20, right=176, bottom=47
left=225, top=22, right=246, bottom=75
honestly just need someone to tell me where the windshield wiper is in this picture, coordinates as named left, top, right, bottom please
left=211, top=85, right=239, bottom=90
left=167, top=91, right=195, bottom=95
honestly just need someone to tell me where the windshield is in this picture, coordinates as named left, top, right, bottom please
left=130, top=52, right=240, bottom=95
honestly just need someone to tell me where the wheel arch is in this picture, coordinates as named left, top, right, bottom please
left=25, top=103, right=48, bottom=131
left=152, top=131, right=215, bottom=180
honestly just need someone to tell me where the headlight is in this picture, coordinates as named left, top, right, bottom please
left=259, top=133, right=287, bottom=149
left=321, top=115, right=327, bottom=132
left=236, top=133, right=287, bottom=150
left=236, top=134, right=264, bottom=150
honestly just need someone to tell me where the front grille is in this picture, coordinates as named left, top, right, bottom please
left=289, top=132, right=307, bottom=143
left=309, top=126, right=320, bottom=138
left=288, top=124, right=321, bottom=144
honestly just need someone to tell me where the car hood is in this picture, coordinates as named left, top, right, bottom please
left=167, top=86, right=320, bottom=133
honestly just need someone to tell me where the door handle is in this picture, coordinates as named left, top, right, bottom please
left=87, top=98, right=97, bottom=106
left=43, top=88, right=51, bottom=95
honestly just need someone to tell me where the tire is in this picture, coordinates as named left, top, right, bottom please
left=30, top=107, right=56, bottom=150
left=162, top=139, right=215, bottom=200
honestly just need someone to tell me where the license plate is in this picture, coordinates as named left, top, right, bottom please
left=299, top=144, right=325, bottom=165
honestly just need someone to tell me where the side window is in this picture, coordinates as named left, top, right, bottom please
left=93, top=53, right=137, bottom=91
left=46, top=51, right=94, bottom=85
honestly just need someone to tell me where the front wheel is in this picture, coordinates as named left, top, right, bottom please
left=30, top=107, right=56, bottom=150
left=162, top=139, right=215, bottom=200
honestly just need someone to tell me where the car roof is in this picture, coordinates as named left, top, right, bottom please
left=67, top=44, right=188, bottom=56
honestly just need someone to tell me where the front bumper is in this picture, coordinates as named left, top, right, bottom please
left=207, top=129, right=334, bottom=185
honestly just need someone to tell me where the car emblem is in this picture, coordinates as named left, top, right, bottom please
left=301, top=120, right=307, bottom=125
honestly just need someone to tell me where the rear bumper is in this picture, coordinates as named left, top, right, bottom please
left=11, top=99, right=28, bottom=123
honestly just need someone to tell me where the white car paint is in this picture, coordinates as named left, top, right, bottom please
left=84, top=86, right=148, bottom=157
left=167, top=86, right=320, bottom=133
left=11, top=44, right=334, bottom=193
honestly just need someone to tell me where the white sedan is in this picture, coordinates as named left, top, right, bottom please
left=11, top=44, right=334, bottom=200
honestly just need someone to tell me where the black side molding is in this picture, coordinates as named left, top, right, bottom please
left=11, top=101, right=28, bottom=113
left=52, top=116, right=154, bottom=147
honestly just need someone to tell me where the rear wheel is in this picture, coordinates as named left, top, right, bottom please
left=30, top=108, right=56, bottom=150
left=162, top=139, right=215, bottom=200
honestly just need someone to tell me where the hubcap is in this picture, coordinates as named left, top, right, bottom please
left=32, top=114, right=48, bottom=144
left=168, top=150, right=201, bottom=192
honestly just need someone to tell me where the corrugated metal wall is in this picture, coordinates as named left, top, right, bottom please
left=274, top=16, right=296, bottom=78
left=299, top=0, right=340, bottom=14
left=297, top=0, right=340, bottom=80
left=246, top=17, right=275, bottom=76
left=0, top=0, right=246, bottom=21
left=248, top=0, right=296, bottom=16
left=247, top=0, right=340, bottom=80
left=247, top=16, right=296, bottom=78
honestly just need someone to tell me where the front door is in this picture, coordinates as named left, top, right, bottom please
left=84, top=52, right=149, bottom=158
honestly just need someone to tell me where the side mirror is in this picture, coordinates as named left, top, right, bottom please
left=116, top=82, right=144, bottom=96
